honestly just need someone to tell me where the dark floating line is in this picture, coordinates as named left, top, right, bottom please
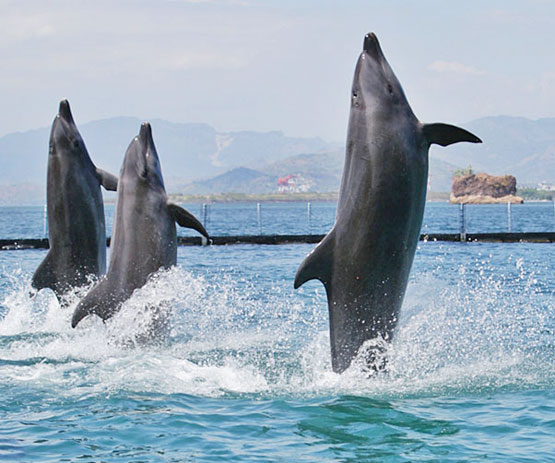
left=1, top=232, right=554, bottom=251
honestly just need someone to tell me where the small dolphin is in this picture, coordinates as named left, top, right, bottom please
left=32, top=100, right=118, bottom=298
left=294, top=33, right=482, bottom=373
left=71, top=122, right=209, bottom=328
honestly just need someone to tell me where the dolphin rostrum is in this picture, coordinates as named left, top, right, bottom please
left=71, top=122, right=209, bottom=328
left=294, top=33, right=482, bottom=373
left=32, top=100, right=118, bottom=298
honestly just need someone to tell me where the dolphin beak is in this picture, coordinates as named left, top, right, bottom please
left=139, top=122, right=153, bottom=144
left=138, top=122, right=160, bottom=163
left=58, top=99, right=75, bottom=124
left=139, top=122, right=155, bottom=156
left=363, top=32, right=384, bottom=60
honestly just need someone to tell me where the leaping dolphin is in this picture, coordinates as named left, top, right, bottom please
left=32, top=100, right=118, bottom=298
left=294, top=33, right=482, bottom=373
left=71, top=122, right=209, bottom=328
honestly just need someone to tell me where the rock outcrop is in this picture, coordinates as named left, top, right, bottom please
left=450, top=173, right=523, bottom=204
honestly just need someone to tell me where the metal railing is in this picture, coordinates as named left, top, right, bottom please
left=2, top=201, right=554, bottom=250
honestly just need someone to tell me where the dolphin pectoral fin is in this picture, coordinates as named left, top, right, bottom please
left=71, top=286, right=107, bottom=328
left=294, top=231, right=335, bottom=289
left=72, top=296, right=95, bottom=328
left=96, top=168, right=119, bottom=191
left=32, top=251, right=56, bottom=292
left=71, top=303, right=91, bottom=328
left=422, top=123, right=482, bottom=147
left=167, top=202, right=209, bottom=239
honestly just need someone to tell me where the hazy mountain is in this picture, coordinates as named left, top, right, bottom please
left=262, top=149, right=344, bottom=192
left=184, top=149, right=462, bottom=194
left=179, top=167, right=275, bottom=194
left=428, top=157, right=463, bottom=192
left=0, top=116, right=332, bottom=203
left=188, top=116, right=555, bottom=194
left=1, top=115, right=554, bottom=203
left=181, top=150, right=345, bottom=194
left=430, top=116, right=555, bottom=186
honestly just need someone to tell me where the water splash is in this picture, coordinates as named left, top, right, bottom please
left=0, top=255, right=553, bottom=400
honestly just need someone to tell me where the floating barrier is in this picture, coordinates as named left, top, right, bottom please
left=1, top=232, right=554, bottom=250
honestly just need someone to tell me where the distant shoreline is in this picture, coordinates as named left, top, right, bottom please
left=167, top=191, right=452, bottom=203
left=3, top=192, right=554, bottom=207
left=168, top=192, right=340, bottom=203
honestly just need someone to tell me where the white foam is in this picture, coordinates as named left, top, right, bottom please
left=0, top=261, right=553, bottom=399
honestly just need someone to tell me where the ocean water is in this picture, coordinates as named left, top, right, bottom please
left=1, top=201, right=554, bottom=238
left=0, top=204, right=554, bottom=462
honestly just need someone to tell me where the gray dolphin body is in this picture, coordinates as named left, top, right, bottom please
left=32, top=100, right=118, bottom=297
left=71, top=122, right=209, bottom=328
left=294, top=33, right=482, bottom=373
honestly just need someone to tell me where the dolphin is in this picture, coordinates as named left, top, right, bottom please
left=32, top=100, right=118, bottom=298
left=71, top=122, right=209, bottom=328
left=294, top=33, right=482, bottom=373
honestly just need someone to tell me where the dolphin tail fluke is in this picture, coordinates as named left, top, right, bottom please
left=32, top=251, right=57, bottom=293
left=422, top=123, right=482, bottom=147
left=294, top=230, right=335, bottom=289
left=96, top=168, right=119, bottom=191
left=167, top=202, right=209, bottom=239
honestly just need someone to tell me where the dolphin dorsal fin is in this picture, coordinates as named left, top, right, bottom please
left=294, top=230, right=335, bottom=289
left=422, top=123, right=482, bottom=147
left=167, top=202, right=209, bottom=239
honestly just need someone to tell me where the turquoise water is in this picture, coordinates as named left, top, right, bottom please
left=0, top=205, right=554, bottom=462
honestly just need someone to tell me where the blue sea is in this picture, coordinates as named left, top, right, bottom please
left=0, top=202, right=554, bottom=462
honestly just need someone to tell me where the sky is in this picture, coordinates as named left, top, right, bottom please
left=1, top=0, right=554, bottom=142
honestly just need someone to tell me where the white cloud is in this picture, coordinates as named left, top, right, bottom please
left=428, top=60, right=486, bottom=76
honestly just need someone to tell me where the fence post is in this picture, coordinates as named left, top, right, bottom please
left=307, top=201, right=312, bottom=234
left=459, top=203, right=466, bottom=241
left=201, top=203, right=208, bottom=228
left=43, top=202, right=48, bottom=238
left=507, top=201, right=512, bottom=232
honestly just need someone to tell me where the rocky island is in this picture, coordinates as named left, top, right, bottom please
left=450, top=173, right=524, bottom=204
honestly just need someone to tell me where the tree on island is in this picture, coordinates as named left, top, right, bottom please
left=452, top=165, right=474, bottom=178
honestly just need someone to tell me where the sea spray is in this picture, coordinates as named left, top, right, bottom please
left=1, top=245, right=553, bottom=400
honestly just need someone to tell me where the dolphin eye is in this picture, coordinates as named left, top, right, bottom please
left=352, top=90, right=360, bottom=107
left=387, top=84, right=394, bottom=95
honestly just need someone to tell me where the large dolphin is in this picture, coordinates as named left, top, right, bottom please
left=294, top=33, right=482, bottom=373
left=32, top=100, right=118, bottom=298
left=71, top=122, right=209, bottom=328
